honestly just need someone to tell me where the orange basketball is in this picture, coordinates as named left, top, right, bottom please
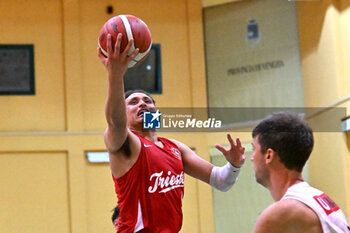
left=98, top=15, right=152, bottom=68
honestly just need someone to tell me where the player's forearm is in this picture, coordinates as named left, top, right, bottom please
left=210, top=163, right=241, bottom=192
left=105, top=73, right=127, bottom=129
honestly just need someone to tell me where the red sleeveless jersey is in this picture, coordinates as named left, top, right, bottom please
left=112, top=133, right=184, bottom=233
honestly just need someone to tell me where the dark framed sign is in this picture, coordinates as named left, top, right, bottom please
left=124, top=44, right=162, bottom=94
left=0, top=44, right=35, bottom=95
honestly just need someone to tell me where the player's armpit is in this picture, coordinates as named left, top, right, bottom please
left=104, top=126, right=128, bottom=153
left=108, top=131, right=142, bottom=178
left=116, top=135, right=131, bottom=157
left=106, top=129, right=141, bottom=155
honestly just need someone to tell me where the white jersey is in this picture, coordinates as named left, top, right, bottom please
left=282, top=182, right=350, bottom=233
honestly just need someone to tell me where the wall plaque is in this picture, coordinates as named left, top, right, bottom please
left=0, top=44, right=35, bottom=95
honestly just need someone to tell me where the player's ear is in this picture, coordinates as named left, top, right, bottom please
left=265, top=148, right=275, bottom=164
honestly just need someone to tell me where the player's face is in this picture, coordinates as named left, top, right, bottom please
left=125, top=93, right=156, bottom=126
left=251, top=136, right=269, bottom=187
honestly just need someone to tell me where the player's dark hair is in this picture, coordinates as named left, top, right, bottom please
left=252, top=112, right=314, bottom=172
left=124, top=89, right=155, bottom=104
left=111, top=205, right=120, bottom=223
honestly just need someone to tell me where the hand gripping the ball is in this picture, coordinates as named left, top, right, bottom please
left=98, top=33, right=139, bottom=77
left=98, top=15, right=152, bottom=68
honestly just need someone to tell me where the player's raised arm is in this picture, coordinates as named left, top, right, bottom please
left=98, top=33, right=139, bottom=153
left=171, top=134, right=245, bottom=192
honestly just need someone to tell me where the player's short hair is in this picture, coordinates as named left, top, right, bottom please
left=252, top=112, right=314, bottom=172
left=124, top=89, right=155, bottom=104
left=111, top=205, right=120, bottom=223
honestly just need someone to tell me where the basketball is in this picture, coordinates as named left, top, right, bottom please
left=98, top=15, right=152, bottom=68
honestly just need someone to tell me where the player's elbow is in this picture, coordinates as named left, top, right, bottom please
left=219, top=182, right=235, bottom=192
left=211, top=178, right=236, bottom=192
left=209, top=163, right=240, bottom=192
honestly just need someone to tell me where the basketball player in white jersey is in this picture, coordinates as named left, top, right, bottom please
left=251, top=112, right=350, bottom=233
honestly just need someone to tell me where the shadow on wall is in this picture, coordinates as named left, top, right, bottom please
left=346, top=132, right=350, bottom=152
left=297, top=0, right=330, bottom=57
left=297, top=0, right=349, bottom=58
left=339, top=0, right=350, bottom=11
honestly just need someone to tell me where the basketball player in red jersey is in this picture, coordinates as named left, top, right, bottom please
left=98, top=33, right=246, bottom=233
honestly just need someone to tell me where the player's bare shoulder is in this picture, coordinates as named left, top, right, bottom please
left=279, top=199, right=323, bottom=233
left=166, top=138, right=196, bottom=159
left=253, top=199, right=322, bottom=233
left=167, top=138, right=193, bottom=152
left=253, top=202, right=287, bottom=233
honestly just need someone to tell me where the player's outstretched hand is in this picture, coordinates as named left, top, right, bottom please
left=215, top=134, right=246, bottom=168
left=97, top=33, right=139, bottom=76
